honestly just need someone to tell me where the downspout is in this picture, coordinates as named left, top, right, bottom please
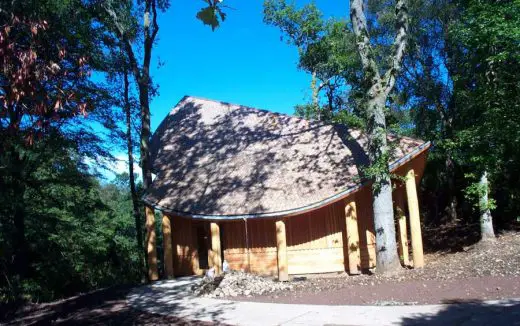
left=243, top=217, right=251, bottom=272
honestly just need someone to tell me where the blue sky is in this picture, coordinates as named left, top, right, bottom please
left=101, top=1, right=350, bottom=179
left=148, top=0, right=349, bottom=131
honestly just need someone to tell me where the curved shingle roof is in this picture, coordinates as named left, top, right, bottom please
left=144, top=96, right=429, bottom=219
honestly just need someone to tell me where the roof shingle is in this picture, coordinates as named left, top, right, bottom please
left=144, top=96, right=428, bottom=218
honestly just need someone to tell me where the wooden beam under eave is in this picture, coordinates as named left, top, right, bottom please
left=145, top=205, right=159, bottom=281
left=210, top=222, right=222, bottom=274
left=395, top=191, right=410, bottom=267
left=345, top=199, right=361, bottom=275
left=162, top=213, right=174, bottom=278
left=406, top=168, right=424, bottom=268
left=275, top=219, right=289, bottom=281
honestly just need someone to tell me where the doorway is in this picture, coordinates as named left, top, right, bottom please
left=195, top=224, right=209, bottom=270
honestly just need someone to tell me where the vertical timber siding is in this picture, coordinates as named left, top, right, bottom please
left=171, top=215, right=203, bottom=276
left=221, top=219, right=278, bottom=275
left=285, top=202, right=345, bottom=274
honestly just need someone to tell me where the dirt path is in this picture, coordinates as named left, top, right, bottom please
left=232, top=275, right=520, bottom=305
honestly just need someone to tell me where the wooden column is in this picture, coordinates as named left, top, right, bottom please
left=210, top=222, right=222, bottom=274
left=405, top=169, right=424, bottom=268
left=395, top=192, right=410, bottom=267
left=345, top=199, right=361, bottom=274
left=162, top=213, right=174, bottom=278
left=275, top=219, right=289, bottom=281
left=145, top=205, right=159, bottom=281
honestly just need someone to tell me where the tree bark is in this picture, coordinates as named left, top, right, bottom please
left=479, top=171, right=495, bottom=241
left=367, top=94, right=401, bottom=273
left=138, top=0, right=158, bottom=191
left=311, top=71, right=320, bottom=120
left=349, top=0, right=409, bottom=273
left=123, top=67, right=146, bottom=280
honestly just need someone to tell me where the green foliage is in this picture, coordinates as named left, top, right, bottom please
left=196, top=0, right=227, bottom=31
left=0, top=132, right=141, bottom=302
left=263, top=0, right=324, bottom=47
left=0, top=0, right=143, bottom=303
left=332, top=109, right=365, bottom=129
left=464, top=174, right=496, bottom=212
left=264, top=0, right=362, bottom=121
left=448, top=0, right=520, bottom=222
left=294, top=103, right=319, bottom=120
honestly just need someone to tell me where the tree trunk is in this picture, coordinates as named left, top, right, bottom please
left=479, top=171, right=495, bottom=241
left=123, top=68, right=145, bottom=280
left=445, top=156, right=458, bottom=223
left=311, top=71, right=320, bottom=120
left=138, top=83, right=152, bottom=189
left=349, top=0, right=409, bottom=274
left=9, top=146, right=28, bottom=279
left=367, top=93, right=401, bottom=273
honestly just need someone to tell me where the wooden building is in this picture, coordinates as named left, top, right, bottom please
left=142, top=96, right=430, bottom=281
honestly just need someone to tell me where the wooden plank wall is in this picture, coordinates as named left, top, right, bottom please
left=285, top=203, right=346, bottom=274
left=170, top=215, right=203, bottom=276
left=221, top=219, right=278, bottom=275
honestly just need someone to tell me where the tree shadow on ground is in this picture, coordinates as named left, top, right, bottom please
left=401, top=299, right=520, bottom=326
left=126, top=277, right=235, bottom=324
left=1, top=280, right=231, bottom=325
left=422, top=222, right=481, bottom=253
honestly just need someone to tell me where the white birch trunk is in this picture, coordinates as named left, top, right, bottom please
left=479, top=171, right=496, bottom=241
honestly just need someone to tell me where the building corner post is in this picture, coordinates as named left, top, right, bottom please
left=145, top=205, right=159, bottom=281
left=210, top=222, right=222, bottom=274
left=405, top=169, right=424, bottom=268
left=345, top=198, right=361, bottom=274
left=162, top=213, right=174, bottom=278
left=275, top=219, right=289, bottom=281
left=395, top=192, right=410, bottom=267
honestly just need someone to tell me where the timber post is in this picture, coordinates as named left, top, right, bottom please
left=405, top=169, right=424, bottom=268
left=395, top=192, right=410, bottom=266
left=275, top=219, right=289, bottom=281
left=145, top=205, right=159, bottom=281
left=162, top=213, right=174, bottom=278
left=345, top=198, right=361, bottom=274
left=210, top=222, right=222, bottom=274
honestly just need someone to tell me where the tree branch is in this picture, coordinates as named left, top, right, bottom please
left=382, top=0, right=409, bottom=96
left=349, top=0, right=381, bottom=87
left=102, top=2, right=142, bottom=83
left=151, top=0, right=159, bottom=44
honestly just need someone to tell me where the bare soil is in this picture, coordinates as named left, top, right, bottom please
left=231, top=231, right=520, bottom=305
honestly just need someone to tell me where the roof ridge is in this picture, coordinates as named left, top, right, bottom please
left=183, top=95, right=326, bottom=125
